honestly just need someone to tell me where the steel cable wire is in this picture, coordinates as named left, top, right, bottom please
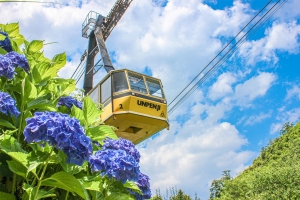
left=168, top=0, right=287, bottom=115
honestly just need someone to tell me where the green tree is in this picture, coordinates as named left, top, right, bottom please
left=170, top=189, right=192, bottom=200
left=211, top=121, right=300, bottom=200
left=151, top=188, right=199, bottom=200
left=209, top=170, right=231, bottom=199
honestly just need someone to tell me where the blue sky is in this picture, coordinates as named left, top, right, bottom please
left=1, top=0, right=300, bottom=199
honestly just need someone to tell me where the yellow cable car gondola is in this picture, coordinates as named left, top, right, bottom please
left=79, top=7, right=169, bottom=144
left=88, top=69, right=169, bottom=144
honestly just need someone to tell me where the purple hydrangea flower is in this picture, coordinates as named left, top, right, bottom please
left=5, top=51, right=30, bottom=73
left=0, top=55, right=15, bottom=79
left=0, top=91, right=20, bottom=117
left=23, top=112, right=92, bottom=166
left=0, top=31, right=13, bottom=52
left=57, top=96, right=83, bottom=110
left=103, top=138, right=140, bottom=162
left=135, top=173, right=152, bottom=200
left=89, top=149, right=140, bottom=183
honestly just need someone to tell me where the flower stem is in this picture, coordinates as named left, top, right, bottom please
left=16, top=104, right=24, bottom=142
left=65, top=166, right=75, bottom=200
left=64, top=191, right=69, bottom=200
left=32, top=149, right=53, bottom=200
left=11, top=174, right=16, bottom=194
left=2, top=79, right=8, bottom=91
left=17, top=79, right=26, bottom=142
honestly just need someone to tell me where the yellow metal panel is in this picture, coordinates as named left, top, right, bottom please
left=113, top=96, right=167, bottom=120
left=104, top=113, right=169, bottom=144
left=101, top=101, right=112, bottom=121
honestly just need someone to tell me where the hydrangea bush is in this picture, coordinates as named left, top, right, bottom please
left=0, top=23, right=151, bottom=200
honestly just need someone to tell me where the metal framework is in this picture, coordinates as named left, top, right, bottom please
left=102, top=0, right=133, bottom=41
left=79, top=0, right=133, bottom=94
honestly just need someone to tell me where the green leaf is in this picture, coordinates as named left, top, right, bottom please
left=123, top=181, right=142, bottom=194
left=59, top=78, right=76, bottom=94
left=26, top=94, right=51, bottom=108
left=48, top=153, right=62, bottom=164
left=60, top=161, right=84, bottom=175
left=52, top=52, right=66, bottom=70
left=51, top=78, right=76, bottom=95
left=8, top=28, right=19, bottom=38
left=88, top=125, right=118, bottom=142
left=10, top=39, right=21, bottom=53
left=41, top=171, right=86, bottom=199
left=0, top=47, right=7, bottom=55
left=28, top=40, right=43, bottom=53
left=7, top=152, right=29, bottom=168
left=23, top=77, right=37, bottom=103
left=0, top=34, right=6, bottom=41
left=22, top=184, right=55, bottom=200
left=82, top=181, right=103, bottom=192
left=26, top=96, right=56, bottom=111
left=12, top=34, right=25, bottom=46
left=35, top=188, right=56, bottom=200
left=105, top=193, right=135, bottom=200
left=0, top=191, right=16, bottom=200
left=31, top=62, right=52, bottom=83
left=0, top=136, right=26, bottom=153
left=27, top=161, right=39, bottom=176
left=83, top=96, right=101, bottom=126
left=3, top=23, right=19, bottom=33
left=0, top=119, right=16, bottom=129
left=22, top=183, right=33, bottom=199
left=7, top=160, right=27, bottom=179
left=71, top=106, right=86, bottom=127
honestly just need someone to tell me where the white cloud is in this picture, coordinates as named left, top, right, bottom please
left=139, top=121, right=254, bottom=198
left=285, top=85, right=300, bottom=101
left=274, top=0, right=300, bottom=22
left=208, top=72, right=237, bottom=100
left=244, top=111, right=272, bottom=126
left=239, top=21, right=300, bottom=65
left=270, top=108, right=300, bottom=134
left=233, top=72, right=276, bottom=106
left=270, top=123, right=282, bottom=135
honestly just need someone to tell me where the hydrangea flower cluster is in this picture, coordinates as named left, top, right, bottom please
left=89, top=149, right=140, bottom=183
left=0, top=31, right=13, bottom=52
left=0, top=91, right=20, bottom=117
left=102, top=138, right=140, bottom=162
left=23, top=112, right=92, bottom=165
left=0, top=55, right=15, bottom=79
left=57, top=96, right=83, bottom=110
left=0, top=52, right=30, bottom=79
left=135, top=173, right=152, bottom=200
left=89, top=138, right=141, bottom=183
left=5, top=51, right=30, bottom=73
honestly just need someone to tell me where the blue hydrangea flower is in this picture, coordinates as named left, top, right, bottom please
left=0, top=31, right=13, bottom=52
left=0, top=54, right=15, bottom=79
left=0, top=91, right=20, bottom=117
left=135, top=173, right=152, bottom=200
left=89, top=149, right=140, bottom=183
left=103, top=138, right=140, bottom=162
left=57, top=96, right=83, bottom=110
left=23, top=111, right=92, bottom=165
left=5, top=51, right=30, bottom=73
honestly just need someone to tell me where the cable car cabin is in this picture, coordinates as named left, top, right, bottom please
left=88, top=69, right=169, bottom=144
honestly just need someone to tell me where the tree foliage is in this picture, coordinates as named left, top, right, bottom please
left=151, top=187, right=200, bottom=200
left=209, top=121, right=300, bottom=200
